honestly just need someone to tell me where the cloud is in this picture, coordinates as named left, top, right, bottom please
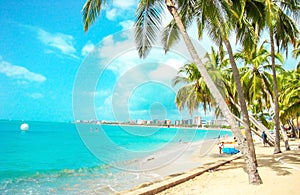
left=106, top=8, right=117, bottom=20
left=105, top=0, right=137, bottom=21
left=81, top=42, right=95, bottom=56
left=148, top=59, right=185, bottom=83
left=37, top=28, right=78, bottom=58
left=163, top=58, right=186, bottom=70
left=0, top=57, right=46, bottom=83
left=87, top=28, right=202, bottom=121
left=96, top=31, right=187, bottom=78
left=119, top=20, right=135, bottom=30
left=97, top=33, right=137, bottom=73
left=113, top=0, right=136, bottom=9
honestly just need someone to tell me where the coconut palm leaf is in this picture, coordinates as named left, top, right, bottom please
left=162, top=21, right=180, bottom=53
left=82, top=0, right=107, bottom=32
left=135, top=0, right=164, bottom=58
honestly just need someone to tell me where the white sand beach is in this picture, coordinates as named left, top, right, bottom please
left=120, top=139, right=300, bottom=195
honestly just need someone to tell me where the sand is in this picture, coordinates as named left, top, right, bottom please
left=121, top=139, right=300, bottom=195
left=158, top=143, right=300, bottom=195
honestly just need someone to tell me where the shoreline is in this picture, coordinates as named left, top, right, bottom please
left=114, top=138, right=236, bottom=194
left=97, top=123, right=233, bottom=132
left=80, top=138, right=225, bottom=194
left=0, top=119, right=232, bottom=132
left=119, top=139, right=300, bottom=195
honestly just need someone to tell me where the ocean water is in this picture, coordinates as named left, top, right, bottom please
left=0, top=120, right=231, bottom=194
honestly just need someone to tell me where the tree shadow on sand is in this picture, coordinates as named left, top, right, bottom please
left=257, top=150, right=300, bottom=176
left=203, top=149, right=300, bottom=176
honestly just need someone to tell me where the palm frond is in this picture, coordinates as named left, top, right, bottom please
left=135, top=0, right=164, bottom=58
left=162, top=20, right=180, bottom=53
left=82, top=0, right=106, bottom=32
left=172, top=75, right=189, bottom=86
left=274, top=8, right=299, bottom=55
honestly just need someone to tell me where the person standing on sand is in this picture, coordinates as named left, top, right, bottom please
left=218, top=142, right=224, bottom=154
left=262, top=131, right=267, bottom=146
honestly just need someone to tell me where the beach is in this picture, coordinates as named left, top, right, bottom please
left=122, top=139, right=300, bottom=195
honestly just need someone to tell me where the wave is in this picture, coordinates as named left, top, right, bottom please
left=0, top=164, right=164, bottom=195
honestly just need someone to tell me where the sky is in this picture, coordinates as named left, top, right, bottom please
left=0, top=0, right=298, bottom=122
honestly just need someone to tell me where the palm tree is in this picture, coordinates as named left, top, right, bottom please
left=237, top=41, right=284, bottom=126
left=199, top=45, right=276, bottom=146
left=203, top=46, right=228, bottom=94
left=82, top=0, right=262, bottom=184
left=262, top=0, right=299, bottom=154
left=278, top=69, right=300, bottom=140
left=173, top=47, right=227, bottom=116
left=175, top=46, right=277, bottom=147
left=236, top=40, right=287, bottom=148
left=201, top=46, right=242, bottom=119
left=173, top=63, right=214, bottom=115
left=226, top=0, right=299, bottom=154
left=278, top=69, right=300, bottom=129
left=161, top=0, right=264, bottom=182
left=185, top=0, right=261, bottom=182
left=174, top=47, right=242, bottom=121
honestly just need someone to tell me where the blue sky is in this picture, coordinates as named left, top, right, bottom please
left=0, top=0, right=137, bottom=122
left=0, top=0, right=195, bottom=122
left=0, top=0, right=298, bottom=122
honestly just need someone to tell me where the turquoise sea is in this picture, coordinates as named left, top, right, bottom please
left=0, top=120, right=231, bottom=194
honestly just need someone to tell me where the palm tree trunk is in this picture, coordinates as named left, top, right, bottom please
left=165, top=0, right=262, bottom=184
left=288, top=118, right=297, bottom=138
left=280, top=126, right=291, bottom=150
left=269, top=29, right=282, bottom=154
left=248, top=113, right=275, bottom=142
left=297, top=114, right=300, bottom=138
left=230, top=93, right=275, bottom=146
left=233, top=114, right=274, bottom=146
left=224, top=39, right=261, bottom=183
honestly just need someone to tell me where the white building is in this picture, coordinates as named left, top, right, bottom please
left=193, top=116, right=202, bottom=126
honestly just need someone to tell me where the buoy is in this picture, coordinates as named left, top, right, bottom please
left=20, top=123, right=29, bottom=131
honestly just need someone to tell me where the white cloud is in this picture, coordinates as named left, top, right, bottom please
left=89, top=28, right=199, bottom=121
left=104, top=0, right=137, bottom=21
left=81, top=42, right=95, bottom=56
left=163, top=58, right=186, bottom=70
left=106, top=8, right=117, bottom=20
left=148, top=58, right=185, bottom=82
left=113, top=0, right=136, bottom=9
left=0, top=57, right=46, bottom=83
left=37, top=28, right=78, bottom=58
left=119, top=20, right=134, bottom=30
left=148, top=64, right=179, bottom=83
left=97, top=32, right=137, bottom=72
left=96, top=29, right=191, bottom=80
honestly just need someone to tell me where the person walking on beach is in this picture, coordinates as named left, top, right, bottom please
left=262, top=131, right=267, bottom=146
